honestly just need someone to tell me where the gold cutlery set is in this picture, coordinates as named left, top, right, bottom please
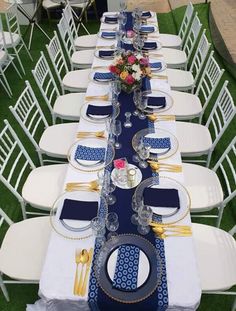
left=85, top=94, right=109, bottom=101
left=74, top=248, right=93, bottom=296
left=65, top=180, right=100, bottom=192
left=148, top=161, right=182, bottom=173
left=147, top=114, right=175, bottom=122
left=77, top=131, right=106, bottom=139
left=150, top=223, right=192, bottom=239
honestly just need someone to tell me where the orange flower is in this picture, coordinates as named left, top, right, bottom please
left=120, top=71, right=129, bottom=80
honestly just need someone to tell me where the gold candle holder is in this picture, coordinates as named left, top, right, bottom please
left=127, top=168, right=137, bottom=187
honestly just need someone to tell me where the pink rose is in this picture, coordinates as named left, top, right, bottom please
left=127, top=55, right=136, bottom=64
left=114, top=159, right=126, bottom=169
left=127, top=30, right=135, bottom=38
left=140, top=57, right=149, bottom=66
left=125, top=74, right=135, bottom=85
left=109, top=65, right=117, bottom=74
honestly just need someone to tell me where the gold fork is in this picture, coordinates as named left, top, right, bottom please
left=92, top=66, right=110, bottom=70
left=96, top=44, right=116, bottom=49
left=157, top=232, right=192, bottom=239
left=152, top=226, right=192, bottom=235
left=66, top=180, right=99, bottom=188
left=148, top=114, right=176, bottom=122
left=85, top=94, right=109, bottom=101
left=65, top=183, right=100, bottom=192
left=151, top=75, right=168, bottom=80
left=73, top=249, right=81, bottom=295
left=77, top=131, right=105, bottom=138
left=150, top=222, right=191, bottom=230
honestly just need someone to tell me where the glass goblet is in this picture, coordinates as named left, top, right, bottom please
left=138, top=143, right=151, bottom=169
left=137, top=205, right=153, bottom=235
left=91, top=216, right=106, bottom=243
left=106, top=212, right=119, bottom=240
left=131, top=195, right=141, bottom=225
left=124, top=112, right=132, bottom=128
left=138, top=95, right=147, bottom=119
left=133, top=88, right=141, bottom=116
left=111, top=119, right=122, bottom=149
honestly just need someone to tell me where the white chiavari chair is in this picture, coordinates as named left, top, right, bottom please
left=46, top=31, right=91, bottom=93
left=0, top=211, right=51, bottom=301
left=0, top=119, right=68, bottom=218
left=158, top=2, right=194, bottom=49
left=162, top=13, right=201, bottom=69
left=57, top=15, right=93, bottom=69
left=9, top=81, right=77, bottom=166
left=63, top=3, right=97, bottom=50
left=192, top=222, right=236, bottom=303
left=165, top=28, right=209, bottom=93
left=168, top=49, right=223, bottom=120
left=32, top=52, right=85, bottom=123
left=183, top=136, right=236, bottom=226
left=0, top=3, right=33, bottom=75
left=176, top=80, right=236, bottom=166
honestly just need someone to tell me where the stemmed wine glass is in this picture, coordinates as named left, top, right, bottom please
left=111, top=80, right=121, bottom=100
left=106, top=212, right=119, bottom=240
left=133, top=88, right=141, bottom=116
left=97, top=170, right=116, bottom=205
left=119, top=0, right=127, bottom=12
left=138, top=143, right=151, bottom=169
left=138, top=94, right=147, bottom=119
left=137, top=205, right=153, bottom=235
left=111, top=120, right=122, bottom=149
left=91, top=216, right=106, bottom=243
left=131, top=195, right=141, bottom=225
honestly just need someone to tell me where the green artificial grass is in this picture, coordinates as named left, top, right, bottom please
left=0, top=3, right=235, bottom=310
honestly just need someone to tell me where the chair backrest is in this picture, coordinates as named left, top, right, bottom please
left=205, top=81, right=236, bottom=165
left=57, top=15, right=75, bottom=66
left=178, top=2, right=194, bottom=41
left=4, top=3, right=22, bottom=43
left=183, top=13, right=202, bottom=63
left=32, top=52, right=60, bottom=123
left=213, top=135, right=236, bottom=207
left=196, top=51, right=224, bottom=117
left=63, top=4, right=78, bottom=41
left=46, top=31, right=69, bottom=93
left=9, top=81, right=49, bottom=151
left=188, top=29, right=210, bottom=85
left=0, top=119, right=36, bottom=217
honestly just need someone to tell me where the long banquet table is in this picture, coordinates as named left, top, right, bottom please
left=31, top=10, right=202, bottom=311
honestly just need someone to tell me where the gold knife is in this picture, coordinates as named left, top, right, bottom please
left=81, top=248, right=94, bottom=296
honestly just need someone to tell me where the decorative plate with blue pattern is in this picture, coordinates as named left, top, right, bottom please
left=94, top=234, right=162, bottom=303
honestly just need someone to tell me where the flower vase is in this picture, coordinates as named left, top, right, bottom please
left=121, top=82, right=141, bottom=94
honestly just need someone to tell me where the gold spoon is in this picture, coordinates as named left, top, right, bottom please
left=85, top=94, right=109, bottom=101
left=158, top=232, right=192, bottom=239
left=77, top=249, right=89, bottom=295
left=96, top=44, right=116, bottom=49
left=77, top=131, right=105, bottom=138
left=152, top=227, right=192, bottom=235
left=150, top=222, right=191, bottom=230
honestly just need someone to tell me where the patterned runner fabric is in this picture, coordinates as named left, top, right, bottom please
left=112, top=245, right=140, bottom=291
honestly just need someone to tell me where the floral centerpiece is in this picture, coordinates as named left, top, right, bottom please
left=109, top=50, right=151, bottom=93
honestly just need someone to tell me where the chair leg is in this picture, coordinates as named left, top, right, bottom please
left=232, top=298, right=236, bottom=311
left=20, top=200, right=27, bottom=220
left=21, top=39, right=33, bottom=61
left=11, top=58, right=22, bottom=79
left=13, top=47, right=26, bottom=75
left=0, top=72, right=12, bottom=97
left=46, top=9, right=51, bottom=21
left=92, top=0, right=99, bottom=20
left=0, top=273, right=10, bottom=302
left=37, top=149, right=44, bottom=166
left=216, top=204, right=225, bottom=228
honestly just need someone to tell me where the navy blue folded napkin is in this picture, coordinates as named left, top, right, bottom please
left=150, top=62, right=162, bottom=70
left=143, top=188, right=180, bottom=209
left=147, top=96, right=166, bottom=108
left=124, top=12, right=133, bottom=31
left=112, top=244, right=140, bottom=292
left=140, top=26, right=155, bottom=33
left=141, top=76, right=151, bottom=92
left=74, top=145, right=106, bottom=161
left=143, top=137, right=171, bottom=149
left=101, top=31, right=116, bottom=39
left=143, top=42, right=157, bottom=50
left=86, top=105, right=112, bottom=116
left=98, top=50, right=115, bottom=59
left=104, top=16, right=118, bottom=24
left=142, top=11, right=152, bottom=18
left=94, top=72, right=113, bottom=82
left=121, top=41, right=135, bottom=51
left=59, top=199, right=98, bottom=221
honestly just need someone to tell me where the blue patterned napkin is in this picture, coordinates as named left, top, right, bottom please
left=104, top=16, right=118, bottom=24
left=147, top=96, right=166, bottom=108
left=150, top=62, right=162, bottom=70
left=74, top=145, right=105, bottom=161
left=59, top=199, right=98, bottom=221
left=86, top=105, right=112, bottom=117
left=143, top=137, right=171, bottom=149
left=112, top=244, right=140, bottom=292
left=144, top=188, right=180, bottom=209
left=140, top=26, right=155, bottom=33
left=101, top=31, right=116, bottom=39
left=93, top=72, right=113, bottom=82
left=143, top=41, right=157, bottom=50
left=98, top=50, right=115, bottom=59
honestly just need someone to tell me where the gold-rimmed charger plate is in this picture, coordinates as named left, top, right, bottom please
left=144, top=89, right=173, bottom=113
left=134, top=176, right=191, bottom=225
left=132, top=127, right=179, bottom=161
left=67, top=137, right=115, bottom=172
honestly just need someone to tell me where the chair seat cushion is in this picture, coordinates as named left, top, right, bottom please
left=166, top=68, right=194, bottom=90
left=161, top=48, right=187, bottom=67
left=0, top=32, right=20, bottom=48
left=62, top=68, right=90, bottom=91
left=176, top=122, right=212, bottom=155
left=192, top=223, right=236, bottom=291
left=71, top=49, right=94, bottom=65
left=39, top=123, right=78, bottom=157
left=22, top=164, right=68, bottom=210
left=0, top=217, right=51, bottom=280
left=74, top=34, right=97, bottom=49
left=158, top=33, right=182, bottom=48
left=42, top=0, right=60, bottom=9
left=183, top=163, right=223, bottom=212
left=168, top=90, right=202, bottom=119
left=54, top=92, right=86, bottom=119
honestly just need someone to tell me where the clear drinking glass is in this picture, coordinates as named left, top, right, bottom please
left=138, top=94, right=147, bottom=119
left=137, top=205, right=153, bottom=235
left=119, top=0, right=127, bottom=12
left=131, top=195, right=141, bottom=225
left=97, top=170, right=116, bottom=205
left=124, top=112, right=132, bottom=128
left=133, top=88, right=141, bottom=116
left=91, top=216, right=106, bottom=239
left=138, top=143, right=151, bottom=169
left=106, top=212, right=119, bottom=239
left=111, top=119, right=122, bottom=149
